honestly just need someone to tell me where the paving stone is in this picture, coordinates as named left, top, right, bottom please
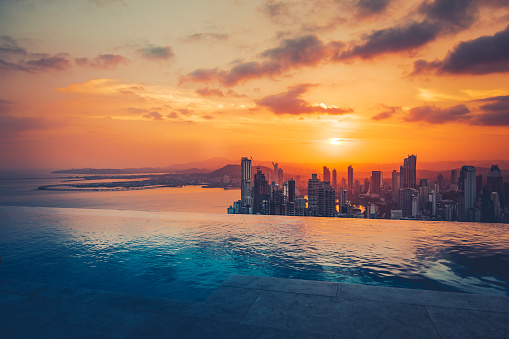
left=222, top=275, right=338, bottom=297
left=426, top=306, right=509, bottom=339
left=0, top=279, right=98, bottom=303
left=337, top=283, right=509, bottom=313
left=0, top=293, right=151, bottom=339
left=177, top=286, right=262, bottom=323
left=242, top=290, right=440, bottom=339
left=124, top=313, right=334, bottom=339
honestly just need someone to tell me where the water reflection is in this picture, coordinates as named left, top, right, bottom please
left=0, top=206, right=508, bottom=301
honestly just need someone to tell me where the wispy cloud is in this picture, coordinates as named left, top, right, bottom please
left=75, top=54, right=130, bottom=70
left=137, top=45, right=174, bottom=60
left=182, top=35, right=345, bottom=86
left=412, top=25, right=509, bottom=76
left=255, top=84, right=353, bottom=115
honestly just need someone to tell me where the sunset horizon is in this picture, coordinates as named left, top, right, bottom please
left=2, top=0, right=509, bottom=171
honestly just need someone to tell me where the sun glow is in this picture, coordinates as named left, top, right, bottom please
left=329, top=138, right=343, bottom=145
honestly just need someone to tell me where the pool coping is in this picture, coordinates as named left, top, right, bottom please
left=1, top=274, right=509, bottom=338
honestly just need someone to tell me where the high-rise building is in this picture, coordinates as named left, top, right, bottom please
left=272, top=162, right=279, bottom=188
left=252, top=169, right=269, bottom=214
left=437, top=174, right=444, bottom=193
left=323, top=166, right=331, bottom=184
left=286, top=179, right=296, bottom=203
left=307, top=174, right=321, bottom=215
left=451, top=169, right=458, bottom=185
left=364, top=178, right=370, bottom=194
left=399, top=188, right=418, bottom=217
left=332, top=169, right=337, bottom=191
left=399, top=165, right=405, bottom=190
left=240, top=157, right=252, bottom=211
left=277, top=168, right=284, bottom=187
left=487, top=165, right=504, bottom=204
left=341, top=178, right=347, bottom=189
left=392, top=170, right=400, bottom=192
left=403, top=155, right=417, bottom=188
left=419, top=178, right=427, bottom=188
left=348, top=165, right=353, bottom=190
left=459, top=165, right=476, bottom=222
left=371, top=171, right=382, bottom=196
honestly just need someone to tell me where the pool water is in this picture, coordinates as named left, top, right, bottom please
left=1, top=206, right=508, bottom=301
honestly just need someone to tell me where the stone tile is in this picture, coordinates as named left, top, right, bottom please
left=124, top=313, right=334, bottom=339
left=222, top=275, right=338, bottom=297
left=178, top=286, right=261, bottom=323
left=0, top=293, right=151, bottom=339
left=242, top=290, right=440, bottom=339
left=426, top=306, right=509, bottom=339
left=337, top=283, right=509, bottom=313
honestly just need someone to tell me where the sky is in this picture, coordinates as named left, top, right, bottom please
left=1, top=0, right=509, bottom=170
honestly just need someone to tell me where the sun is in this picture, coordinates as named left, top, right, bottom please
left=329, top=138, right=343, bottom=145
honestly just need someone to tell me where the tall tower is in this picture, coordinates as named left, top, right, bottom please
left=487, top=165, right=504, bottom=203
left=459, top=165, right=476, bottom=221
left=272, top=162, right=279, bottom=188
left=332, top=169, right=337, bottom=191
left=451, top=169, right=458, bottom=185
left=323, top=166, right=331, bottom=183
left=371, top=171, right=383, bottom=196
left=403, top=155, right=417, bottom=189
left=241, top=157, right=252, bottom=211
left=392, top=170, right=400, bottom=192
left=252, top=168, right=269, bottom=214
left=348, top=165, right=353, bottom=191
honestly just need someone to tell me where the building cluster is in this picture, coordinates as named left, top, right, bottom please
left=227, top=156, right=509, bottom=223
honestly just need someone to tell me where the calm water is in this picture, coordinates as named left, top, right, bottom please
left=0, top=176, right=508, bottom=301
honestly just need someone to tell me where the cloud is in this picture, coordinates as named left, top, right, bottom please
left=412, top=25, right=509, bottom=76
left=471, top=95, right=509, bottom=126
left=195, top=87, right=246, bottom=98
left=0, top=99, right=15, bottom=114
left=25, top=53, right=71, bottom=72
left=356, top=0, right=392, bottom=18
left=182, top=35, right=345, bottom=86
left=403, top=104, right=471, bottom=124
left=183, top=33, right=229, bottom=42
left=166, top=112, right=178, bottom=119
left=202, top=115, right=215, bottom=120
left=0, top=36, right=27, bottom=56
left=75, top=54, right=129, bottom=70
left=137, top=45, right=174, bottom=60
left=340, top=0, right=484, bottom=60
left=142, top=111, right=163, bottom=120
left=340, top=21, right=440, bottom=59
left=261, top=0, right=290, bottom=18
left=255, top=84, right=353, bottom=115
left=371, top=105, right=401, bottom=120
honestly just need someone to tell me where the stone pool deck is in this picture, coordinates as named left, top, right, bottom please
left=1, top=275, right=508, bottom=338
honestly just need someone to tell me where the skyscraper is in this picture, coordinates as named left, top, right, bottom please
left=241, top=157, right=252, bottom=211
left=403, top=155, right=417, bottom=189
left=323, top=166, right=331, bottom=183
left=487, top=165, right=504, bottom=203
left=437, top=174, right=444, bottom=193
left=286, top=179, right=296, bottom=203
left=392, top=170, right=400, bottom=192
left=371, top=171, right=382, bottom=196
left=252, top=168, right=269, bottom=214
left=307, top=174, right=321, bottom=215
left=272, top=162, right=278, bottom=188
left=332, top=169, right=337, bottom=191
left=348, top=165, right=353, bottom=190
left=451, top=169, right=458, bottom=185
left=459, top=165, right=476, bottom=221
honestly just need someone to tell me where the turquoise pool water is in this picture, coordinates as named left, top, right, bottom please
left=1, top=206, right=508, bottom=301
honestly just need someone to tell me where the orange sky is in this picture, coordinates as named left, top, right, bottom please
left=1, top=0, right=509, bottom=170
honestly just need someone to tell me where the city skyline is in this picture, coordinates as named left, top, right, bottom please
left=229, top=155, right=508, bottom=223
left=1, top=0, right=509, bottom=171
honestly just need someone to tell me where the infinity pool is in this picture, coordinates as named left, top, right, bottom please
left=1, top=206, right=508, bottom=301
